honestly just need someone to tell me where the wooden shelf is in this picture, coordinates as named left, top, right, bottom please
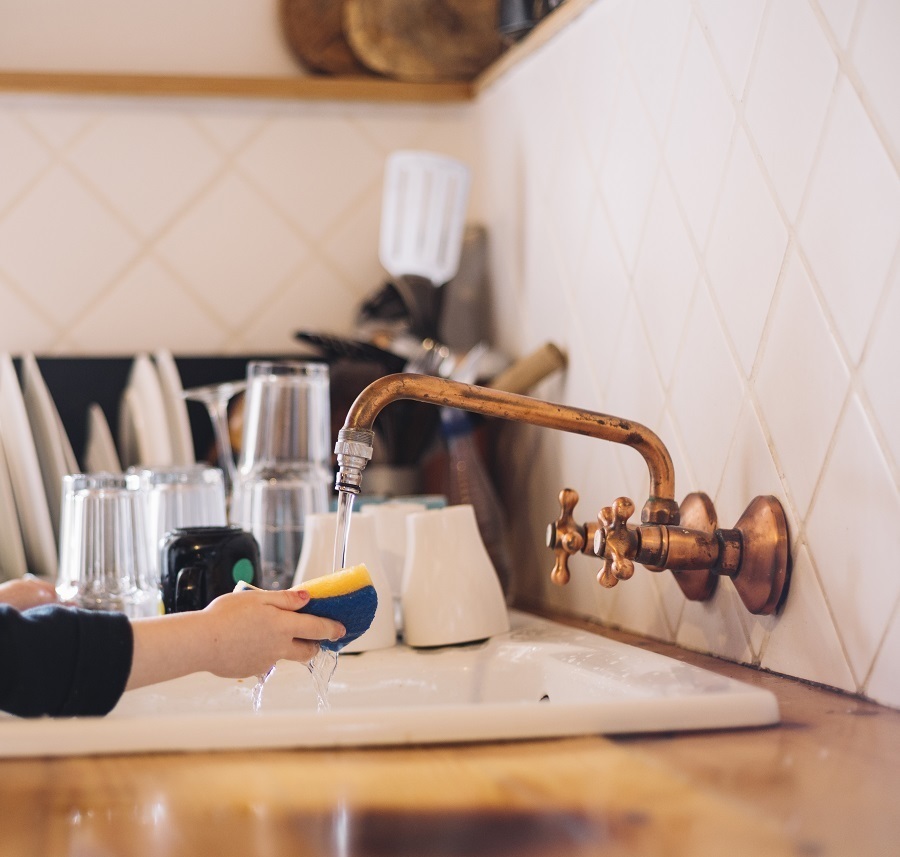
left=0, top=70, right=472, bottom=103
left=0, top=0, right=596, bottom=103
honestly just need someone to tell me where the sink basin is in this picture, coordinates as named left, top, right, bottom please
left=0, top=611, right=778, bottom=757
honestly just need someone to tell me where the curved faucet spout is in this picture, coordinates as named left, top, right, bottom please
left=335, top=373, right=680, bottom=524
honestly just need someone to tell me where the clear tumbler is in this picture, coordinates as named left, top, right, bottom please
left=229, top=361, right=332, bottom=589
left=56, top=473, right=161, bottom=617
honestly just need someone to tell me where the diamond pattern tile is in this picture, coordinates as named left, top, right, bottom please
left=853, top=0, right=900, bottom=160
left=744, top=0, right=838, bottom=219
left=760, top=545, right=856, bottom=691
left=0, top=165, right=138, bottom=326
left=604, top=295, right=665, bottom=432
left=238, top=258, right=360, bottom=353
left=68, top=111, right=221, bottom=237
left=633, top=173, right=699, bottom=384
left=664, top=19, right=735, bottom=247
left=867, top=600, right=900, bottom=706
left=598, top=69, right=660, bottom=273
left=0, top=276, right=56, bottom=352
left=17, top=105, right=96, bottom=150
left=669, top=284, right=743, bottom=496
left=624, top=0, right=692, bottom=136
left=806, top=395, right=900, bottom=685
left=66, top=258, right=226, bottom=354
left=156, top=173, right=309, bottom=330
left=694, top=0, right=766, bottom=100
left=861, top=267, right=900, bottom=469
left=798, top=76, right=900, bottom=364
left=817, top=0, right=861, bottom=48
left=676, top=581, right=754, bottom=664
left=0, top=114, right=50, bottom=213
left=565, top=0, right=625, bottom=177
left=755, top=251, right=849, bottom=517
left=716, top=400, right=799, bottom=557
left=706, top=128, right=789, bottom=376
left=546, top=127, right=597, bottom=283
left=574, top=199, right=630, bottom=390
left=236, top=112, right=384, bottom=242
left=193, top=110, right=268, bottom=155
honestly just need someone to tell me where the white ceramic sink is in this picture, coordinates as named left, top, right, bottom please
left=0, top=611, right=778, bottom=757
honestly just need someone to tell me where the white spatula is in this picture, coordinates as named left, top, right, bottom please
left=379, top=150, right=471, bottom=337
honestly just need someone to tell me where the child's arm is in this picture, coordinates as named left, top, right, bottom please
left=125, top=588, right=345, bottom=691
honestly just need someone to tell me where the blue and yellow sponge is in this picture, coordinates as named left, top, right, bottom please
left=235, top=564, right=378, bottom=652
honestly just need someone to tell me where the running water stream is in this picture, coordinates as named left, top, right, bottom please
left=252, top=490, right=356, bottom=714
left=307, top=489, right=355, bottom=711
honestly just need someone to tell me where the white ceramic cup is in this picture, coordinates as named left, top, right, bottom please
left=359, top=501, right=426, bottom=632
left=401, top=504, right=509, bottom=648
left=359, top=501, right=427, bottom=594
left=292, top=511, right=396, bottom=653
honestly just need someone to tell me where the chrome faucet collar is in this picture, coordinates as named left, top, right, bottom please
left=334, top=427, right=375, bottom=495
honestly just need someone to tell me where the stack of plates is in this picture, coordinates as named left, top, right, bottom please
left=0, top=350, right=197, bottom=583
left=0, top=354, right=60, bottom=581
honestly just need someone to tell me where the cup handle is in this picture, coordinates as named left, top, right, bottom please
left=174, top=566, right=205, bottom=612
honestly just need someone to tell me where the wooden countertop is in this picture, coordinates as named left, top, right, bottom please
left=1, top=614, right=896, bottom=857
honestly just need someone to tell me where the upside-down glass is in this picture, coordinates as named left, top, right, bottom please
left=56, top=473, right=161, bottom=618
left=132, top=463, right=228, bottom=579
left=229, top=361, right=332, bottom=590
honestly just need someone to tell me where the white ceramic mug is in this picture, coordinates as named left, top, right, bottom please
left=292, top=511, right=396, bottom=653
left=401, top=504, right=509, bottom=648
left=359, top=501, right=426, bottom=632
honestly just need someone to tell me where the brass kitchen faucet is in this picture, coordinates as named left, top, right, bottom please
left=333, top=374, right=789, bottom=615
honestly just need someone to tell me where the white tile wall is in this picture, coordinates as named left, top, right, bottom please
left=0, top=97, right=480, bottom=355
left=0, top=0, right=898, bottom=709
left=477, top=0, right=900, bottom=709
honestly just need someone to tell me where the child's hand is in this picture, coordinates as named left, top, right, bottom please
left=126, top=589, right=346, bottom=691
left=0, top=575, right=59, bottom=611
left=200, top=589, right=346, bottom=679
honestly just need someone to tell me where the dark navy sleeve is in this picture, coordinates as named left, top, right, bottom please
left=0, top=604, right=134, bottom=718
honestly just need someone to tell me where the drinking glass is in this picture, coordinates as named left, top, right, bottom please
left=56, top=473, right=161, bottom=618
left=229, top=361, right=332, bottom=590
left=181, top=380, right=246, bottom=495
left=132, top=463, right=228, bottom=578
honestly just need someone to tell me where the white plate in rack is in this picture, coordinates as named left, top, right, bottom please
left=0, top=354, right=57, bottom=579
left=121, top=355, right=173, bottom=468
left=153, top=349, right=194, bottom=465
left=20, top=354, right=78, bottom=539
left=0, top=429, right=27, bottom=582
left=84, top=403, right=121, bottom=474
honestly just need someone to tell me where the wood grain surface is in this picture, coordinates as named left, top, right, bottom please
left=279, top=0, right=370, bottom=76
left=1, top=614, right=896, bottom=856
left=344, top=0, right=504, bottom=82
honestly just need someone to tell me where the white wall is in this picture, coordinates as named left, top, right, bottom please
left=0, top=0, right=898, bottom=708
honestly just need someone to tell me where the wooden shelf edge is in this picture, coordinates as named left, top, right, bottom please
left=0, top=71, right=473, bottom=103
left=0, top=0, right=596, bottom=103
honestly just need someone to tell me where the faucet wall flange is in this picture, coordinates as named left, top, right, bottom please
left=727, top=495, right=790, bottom=615
left=669, top=492, right=719, bottom=602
